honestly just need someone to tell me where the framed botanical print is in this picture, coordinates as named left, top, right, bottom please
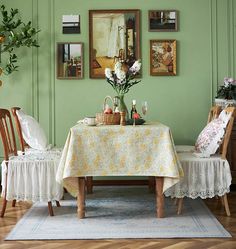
left=150, top=39, right=177, bottom=76
left=149, top=10, right=178, bottom=32
left=57, top=42, right=84, bottom=79
left=89, top=9, right=141, bottom=78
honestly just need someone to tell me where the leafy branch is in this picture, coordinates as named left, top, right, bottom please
left=0, top=4, right=40, bottom=76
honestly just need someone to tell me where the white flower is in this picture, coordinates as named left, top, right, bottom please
left=116, top=69, right=126, bottom=82
left=224, top=77, right=230, bottom=87
left=114, top=62, right=122, bottom=73
left=105, top=68, right=113, bottom=81
left=129, top=60, right=141, bottom=74
left=228, top=78, right=234, bottom=83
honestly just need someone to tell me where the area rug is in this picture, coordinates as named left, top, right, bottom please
left=5, top=186, right=231, bottom=240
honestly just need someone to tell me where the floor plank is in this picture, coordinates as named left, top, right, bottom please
left=0, top=192, right=235, bottom=249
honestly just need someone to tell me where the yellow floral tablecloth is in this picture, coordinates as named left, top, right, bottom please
left=56, top=122, right=183, bottom=196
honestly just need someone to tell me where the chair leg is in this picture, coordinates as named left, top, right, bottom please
left=48, top=201, right=54, bottom=216
left=56, top=201, right=61, bottom=207
left=220, top=196, right=225, bottom=206
left=177, top=198, right=183, bottom=215
left=12, top=199, right=16, bottom=207
left=222, top=194, right=231, bottom=216
left=0, top=198, right=8, bottom=218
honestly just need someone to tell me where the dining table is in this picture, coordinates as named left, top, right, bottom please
left=56, top=122, right=183, bottom=218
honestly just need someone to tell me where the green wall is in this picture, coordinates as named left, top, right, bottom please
left=0, top=0, right=235, bottom=154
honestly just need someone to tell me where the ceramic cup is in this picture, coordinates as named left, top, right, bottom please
left=84, top=117, right=96, bottom=126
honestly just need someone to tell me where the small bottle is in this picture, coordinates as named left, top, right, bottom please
left=130, top=99, right=137, bottom=119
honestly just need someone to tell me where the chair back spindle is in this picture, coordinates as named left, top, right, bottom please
left=11, top=107, right=28, bottom=153
left=220, top=106, right=235, bottom=159
left=207, top=106, right=221, bottom=124
left=0, top=109, right=17, bottom=161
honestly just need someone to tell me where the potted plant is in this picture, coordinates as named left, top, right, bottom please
left=0, top=4, right=40, bottom=86
left=215, top=77, right=236, bottom=107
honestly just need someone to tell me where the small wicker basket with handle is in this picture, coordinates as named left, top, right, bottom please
left=96, top=96, right=120, bottom=125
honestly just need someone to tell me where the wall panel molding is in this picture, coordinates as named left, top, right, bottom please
left=227, top=0, right=233, bottom=77
left=228, top=0, right=235, bottom=78
left=210, top=0, right=218, bottom=103
left=32, top=0, right=39, bottom=119
left=49, top=0, right=56, bottom=145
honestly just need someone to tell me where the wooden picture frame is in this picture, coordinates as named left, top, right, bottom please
left=89, top=9, right=141, bottom=78
left=150, top=39, right=177, bottom=76
left=57, top=42, right=84, bottom=79
left=149, top=10, right=178, bottom=32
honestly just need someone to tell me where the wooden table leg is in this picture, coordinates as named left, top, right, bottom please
left=86, top=176, right=93, bottom=194
left=155, top=177, right=164, bottom=218
left=77, top=177, right=85, bottom=219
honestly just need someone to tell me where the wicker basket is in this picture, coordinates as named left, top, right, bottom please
left=96, top=96, right=120, bottom=125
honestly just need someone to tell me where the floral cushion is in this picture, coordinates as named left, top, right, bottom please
left=16, top=109, right=48, bottom=151
left=195, top=110, right=232, bottom=157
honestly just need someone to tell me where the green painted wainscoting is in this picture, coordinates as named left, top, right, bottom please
left=0, top=0, right=235, bottom=159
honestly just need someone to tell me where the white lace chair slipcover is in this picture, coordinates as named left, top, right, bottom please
left=1, top=150, right=63, bottom=202
left=164, top=152, right=232, bottom=199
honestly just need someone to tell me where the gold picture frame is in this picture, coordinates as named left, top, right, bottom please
left=150, top=39, right=177, bottom=76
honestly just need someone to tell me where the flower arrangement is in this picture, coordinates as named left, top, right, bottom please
left=216, top=77, right=236, bottom=100
left=105, top=60, right=141, bottom=113
left=105, top=60, right=141, bottom=95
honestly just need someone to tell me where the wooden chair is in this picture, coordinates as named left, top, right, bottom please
left=165, top=106, right=235, bottom=216
left=149, top=106, right=222, bottom=193
left=11, top=107, right=93, bottom=195
left=12, top=107, right=65, bottom=202
left=0, top=108, right=61, bottom=217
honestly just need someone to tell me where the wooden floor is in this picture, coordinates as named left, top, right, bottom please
left=0, top=192, right=236, bottom=249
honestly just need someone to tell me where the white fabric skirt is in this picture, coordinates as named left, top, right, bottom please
left=164, top=152, right=232, bottom=199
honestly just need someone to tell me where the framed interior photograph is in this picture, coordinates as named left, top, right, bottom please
left=89, top=9, right=141, bottom=78
left=149, top=10, right=178, bottom=32
left=62, top=15, right=80, bottom=34
left=57, top=42, right=83, bottom=79
left=150, top=39, right=177, bottom=76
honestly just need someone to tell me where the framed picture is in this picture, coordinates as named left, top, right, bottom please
left=150, top=39, right=177, bottom=76
left=149, top=10, right=178, bottom=32
left=89, top=9, right=141, bottom=78
left=57, top=42, right=83, bottom=79
left=62, top=15, right=80, bottom=34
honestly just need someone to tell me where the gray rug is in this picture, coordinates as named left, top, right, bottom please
left=6, top=186, right=231, bottom=240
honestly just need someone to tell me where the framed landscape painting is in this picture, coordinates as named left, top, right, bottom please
left=57, top=42, right=83, bottom=79
left=150, top=39, right=177, bottom=76
left=89, top=9, right=141, bottom=78
left=149, top=10, right=178, bottom=32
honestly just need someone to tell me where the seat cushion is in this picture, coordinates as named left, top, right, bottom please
left=195, top=110, right=232, bottom=157
left=175, top=145, right=195, bottom=153
left=16, top=109, right=48, bottom=150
